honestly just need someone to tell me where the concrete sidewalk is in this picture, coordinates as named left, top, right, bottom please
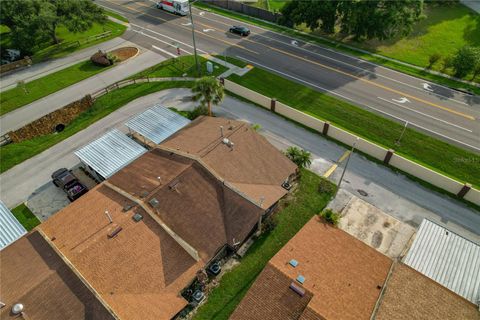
left=0, top=48, right=165, bottom=135
left=0, top=37, right=129, bottom=91
left=1, top=89, right=479, bottom=244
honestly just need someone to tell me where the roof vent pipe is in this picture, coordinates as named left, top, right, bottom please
left=220, top=126, right=224, bottom=137
left=105, top=210, right=113, bottom=224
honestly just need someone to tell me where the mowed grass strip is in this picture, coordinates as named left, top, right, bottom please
left=11, top=203, right=40, bottom=231
left=193, top=169, right=335, bottom=319
left=0, top=60, right=112, bottom=115
left=133, top=55, right=228, bottom=78
left=229, top=67, right=480, bottom=188
left=0, top=81, right=192, bottom=173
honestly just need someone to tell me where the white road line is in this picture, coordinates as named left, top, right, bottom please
left=377, top=97, right=472, bottom=133
left=237, top=56, right=480, bottom=152
left=131, top=28, right=192, bottom=55
left=151, top=45, right=176, bottom=57
left=131, top=23, right=207, bottom=54
left=193, top=8, right=472, bottom=105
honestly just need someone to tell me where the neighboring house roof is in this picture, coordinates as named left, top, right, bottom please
left=230, top=216, right=393, bottom=320
left=125, top=105, right=191, bottom=144
left=0, top=231, right=115, bottom=320
left=74, top=129, right=147, bottom=179
left=0, top=200, right=27, bottom=250
left=39, top=184, right=203, bottom=320
left=375, top=263, right=480, bottom=320
left=109, top=148, right=264, bottom=261
left=160, top=116, right=297, bottom=209
left=403, top=219, right=480, bottom=305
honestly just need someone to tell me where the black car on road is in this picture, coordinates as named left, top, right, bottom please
left=52, top=168, right=88, bottom=202
left=229, top=26, right=250, bottom=36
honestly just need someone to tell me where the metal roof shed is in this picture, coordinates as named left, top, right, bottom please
left=125, top=105, right=191, bottom=144
left=75, top=129, right=147, bottom=179
left=404, top=219, right=480, bottom=305
left=0, top=200, right=27, bottom=250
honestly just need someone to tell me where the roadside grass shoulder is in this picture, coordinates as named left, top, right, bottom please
left=133, top=55, right=228, bottom=78
left=194, top=2, right=480, bottom=95
left=228, top=67, right=480, bottom=188
left=212, top=55, right=248, bottom=68
left=0, top=60, right=113, bottom=115
left=11, top=203, right=40, bottom=231
left=193, top=169, right=335, bottom=319
left=0, top=81, right=193, bottom=173
left=104, top=9, right=129, bottom=23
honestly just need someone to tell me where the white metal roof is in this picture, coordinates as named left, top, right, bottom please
left=404, top=219, right=480, bottom=305
left=74, top=129, right=147, bottom=179
left=125, top=105, right=191, bottom=144
left=0, top=200, right=27, bottom=251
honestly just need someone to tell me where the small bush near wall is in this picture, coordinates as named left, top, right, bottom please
left=319, top=208, right=340, bottom=226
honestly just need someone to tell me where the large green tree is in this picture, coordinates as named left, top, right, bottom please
left=280, top=0, right=424, bottom=40
left=451, top=46, right=480, bottom=78
left=0, top=0, right=106, bottom=54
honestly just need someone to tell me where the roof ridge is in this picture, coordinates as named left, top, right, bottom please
left=196, top=122, right=247, bottom=158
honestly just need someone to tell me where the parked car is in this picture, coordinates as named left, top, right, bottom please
left=52, top=168, right=88, bottom=202
left=229, top=26, right=250, bottom=36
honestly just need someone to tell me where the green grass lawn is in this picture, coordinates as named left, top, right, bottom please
left=134, top=55, right=228, bottom=78
left=328, top=4, right=480, bottom=76
left=0, top=81, right=192, bottom=173
left=228, top=67, right=480, bottom=189
left=194, top=169, right=335, bottom=319
left=194, top=2, right=480, bottom=94
left=11, top=204, right=40, bottom=231
left=104, top=9, right=129, bottom=23
left=0, top=60, right=113, bottom=116
left=212, top=55, right=248, bottom=68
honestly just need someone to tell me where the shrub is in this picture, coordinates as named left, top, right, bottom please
left=90, top=50, right=111, bottom=66
left=441, top=55, right=453, bottom=73
left=318, top=179, right=336, bottom=194
left=251, top=123, right=262, bottom=132
left=427, top=53, right=441, bottom=69
left=452, top=46, right=480, bottom=78
left=320, top=208, right=340, bottom=226
left=189, top=106, right=208, bottom=120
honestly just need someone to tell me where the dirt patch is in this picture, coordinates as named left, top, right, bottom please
left=109, top=46, right=138, bottom=62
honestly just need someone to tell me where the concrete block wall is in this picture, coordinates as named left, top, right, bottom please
left=223, top=79, right=480, bottom=205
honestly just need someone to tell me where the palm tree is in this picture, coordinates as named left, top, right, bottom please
left=191, top=76, right=224, bottom=116
left=285, top=146, right=312, bottom=168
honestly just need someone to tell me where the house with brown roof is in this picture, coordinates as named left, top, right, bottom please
left=13, top=116, right=297, bottom=320
left=230, top=216, right=480, bottom=320
left=230, top=216, right=393, bottom=320
left=0, top=231, right=114, bottom=320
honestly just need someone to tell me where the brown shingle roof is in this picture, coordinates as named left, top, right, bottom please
left=39, top=185, right=203, bottom=320
left=230, top=216, right=392, bottom=320
left=230, top=264, right=314, bottom=320
left=375, top=263, right=480, bottom=320
left=0, top=231, right=114, bottom=320
left=160, top=117, right=297, bottom=208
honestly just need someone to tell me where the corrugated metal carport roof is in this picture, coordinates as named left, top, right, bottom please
left=125, top=105, right=191, bottom=144
left=404, top=219, right=480, bottom=305
left=0, top=200, right=27, bottom=250
left=74, top=129, right=147, bottom=179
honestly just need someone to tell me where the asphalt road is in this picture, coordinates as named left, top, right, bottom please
left=3, top=88, right=478, bottom=243
left=96, top=0, right=480, bottom=152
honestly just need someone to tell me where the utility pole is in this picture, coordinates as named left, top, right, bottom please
left=335, top=138, right=359, bottom=197
left=188, top=1, right=201, bottom=76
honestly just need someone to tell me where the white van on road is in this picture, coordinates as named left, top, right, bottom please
left=156, top=0, right=189, bottom=16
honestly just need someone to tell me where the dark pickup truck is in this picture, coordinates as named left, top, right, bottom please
left=52, top=168, right=88, bottom=202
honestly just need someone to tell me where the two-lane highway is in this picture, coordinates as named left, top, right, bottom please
left=98, top=0, right=480, bottom=152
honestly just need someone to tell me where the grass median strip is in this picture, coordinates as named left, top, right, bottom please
left=0, top=81, right=193, bottom=173
left=11, top=203, right=40, bottom=231
left=0, top=60, right=113, bottom=115
left=193, top=169, right=335, bottom=319
left=194, top=2, right=480, bottom=95
left=228, top=67, right=480, bottom=188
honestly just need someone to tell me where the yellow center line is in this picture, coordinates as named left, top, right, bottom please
left=323, top=150, right=350, bottom=178
left=118, top=1, right=259, bottom=55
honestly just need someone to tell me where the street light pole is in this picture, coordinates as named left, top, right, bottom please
left=188, top=1, right=201, bottom=76
left=336, top=138, right=359, bottom=196
left=396, top=120, right=409, bottom=146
